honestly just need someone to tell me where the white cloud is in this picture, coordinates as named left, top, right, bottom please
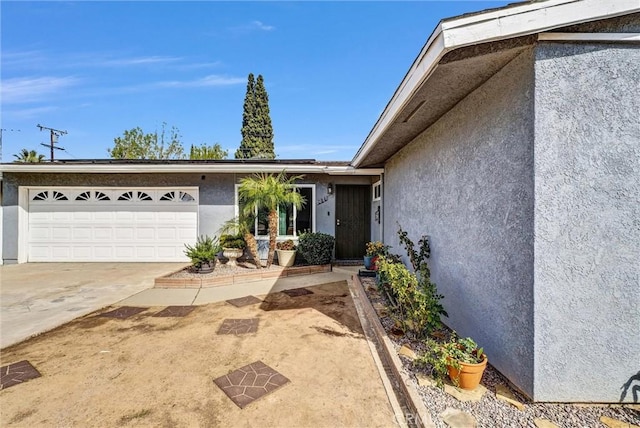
left=157, top=74, right=245, bottom=88
left=2, top=105, right=59, bottom=120
left=1, top=76, right=79, bottom=104
left=252, top=20, right=275, bottom=31
left=94, top=55, right=183, bottom=67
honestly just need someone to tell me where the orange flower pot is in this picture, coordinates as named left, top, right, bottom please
left=447, top=356, right=488, bottom=390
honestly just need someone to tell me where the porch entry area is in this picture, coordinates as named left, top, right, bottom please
left=335, top=185, right=371, bottom=260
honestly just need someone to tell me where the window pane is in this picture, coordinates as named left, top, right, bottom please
left=280, top=204, right=294, bottom=236
left=257, top=207, right=269, bottom=236
left=296, top=188, right=313, bottom=235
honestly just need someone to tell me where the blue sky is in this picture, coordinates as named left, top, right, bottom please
left=1, top=1, right=512, bottom=162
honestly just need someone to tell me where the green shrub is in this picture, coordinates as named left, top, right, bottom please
left=184, top=235, right=221, bottom=268
left=298, top=232, right=335, bottom=265
left=375, top=226, right=447, bottom=339
left=220, top=234, right=246, bottom=249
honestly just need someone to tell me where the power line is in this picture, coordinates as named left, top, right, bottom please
left=37, top=124, right=67, bottom=162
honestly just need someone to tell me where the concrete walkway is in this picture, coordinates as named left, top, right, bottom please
left=120, top=267, right=357, bottom=307
left=0, top=262, right=187, bottom=348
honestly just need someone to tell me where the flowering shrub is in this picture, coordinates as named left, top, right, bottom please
left=276, top=239, right=296, bottom=251
left=366, top=241, right=390, bottom=257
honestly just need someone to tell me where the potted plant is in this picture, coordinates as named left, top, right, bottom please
left=417, top=333, right=488, bottom=390
left=220, top=234, right=246, bottom=267
left=184, top=235, right=221, bottom=274
left=276, top=239, right=297, bottom=267
left=365, top=241, right=389, bottom=270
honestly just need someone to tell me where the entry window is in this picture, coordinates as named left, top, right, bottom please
left=236, top=185, right=314, bottom=237
left=372, top=181, right=382, bottom=201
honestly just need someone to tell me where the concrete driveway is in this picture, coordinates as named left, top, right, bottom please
left=0, top=262, right=187, bottom=349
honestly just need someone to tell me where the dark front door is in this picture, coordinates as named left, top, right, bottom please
left=335, top=185, right=371, bottom=259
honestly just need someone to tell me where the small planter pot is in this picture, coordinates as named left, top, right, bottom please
left=363, top=255, right=373, bottom=269
left=447, top=356, right=488, bottom=390
left=197, top=260, right=215, bottom=274
left=276, top=249, right=296, bottom=267
left=223, top=248, right=244, bottom=267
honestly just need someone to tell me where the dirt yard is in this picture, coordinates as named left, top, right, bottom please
left=0, top=281, right=396, bottom=427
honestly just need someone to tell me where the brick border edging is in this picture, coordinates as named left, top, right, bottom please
left=350, top=274, right=435, bottom=428
left=154, top=264, right=332, bottom=288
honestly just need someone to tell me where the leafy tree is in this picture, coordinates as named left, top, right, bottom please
left=189, top=143, right=228, bottom=160
left=235, top=73, right=275, bottom=159
left=238, top=171, right=305, bottom=267
left=108, top=123, right=185, bottom=159
left=13, top=149, right=45, bottom=163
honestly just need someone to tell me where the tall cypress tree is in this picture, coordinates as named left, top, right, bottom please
left=254, top=75, right=275, bottom=158
left=235, top=73, right=275, bottom=159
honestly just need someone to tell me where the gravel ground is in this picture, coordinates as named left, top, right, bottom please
left=360, top=277, right=640, bottom=428
left=166, top=259, right=285, bottom=278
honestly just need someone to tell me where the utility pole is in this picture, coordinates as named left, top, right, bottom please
left=0, top=128, right=21, bottom=162
left=37, top=124, right=67, bottom=162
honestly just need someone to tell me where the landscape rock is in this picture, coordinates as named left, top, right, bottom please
left=495, top=385, right=525, bottom=410
left=534, top=419, right=560, bottom=428
left=444, top=383, right=487, bottom=402
left=416, top=373, right=436, bottom=388
left=440, top=407, right=477, bottom=428
left=600, top=416, right=640, bottom=428
left=398, top=344, right=417, bottom=360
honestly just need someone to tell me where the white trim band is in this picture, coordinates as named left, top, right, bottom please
left=538, top=32, right=640, bottom=43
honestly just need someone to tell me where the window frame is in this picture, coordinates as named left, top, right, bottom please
left=372, top=181, right=382, bottom=202
left=234, top=183, right=316, bottom=239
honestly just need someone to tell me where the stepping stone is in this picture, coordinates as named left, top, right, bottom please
left=282, top=288, right=313, bottom=297
left=398, top=344, right=417, bottom=360
left=416, top=373, right=437, bottom=388
left=444, top=383, right=487, bottom=402
left=440, top=407, right=477, bottom=428
left=1, top=360, right=41, bottom=389
left=153, top=306, right=196, bottom=317
left=495, top=384, right=525, bottom=410
left=600, top=416, right=640, bottom=428
left=534, top=419, right=560, bottom=428
left=99, top=306, right=147, bottom=319
left=226, top=296, right=262, bottom=308
left=217, top=318, right=259, bottom=335
left=213, top=361, right=290, bottom=409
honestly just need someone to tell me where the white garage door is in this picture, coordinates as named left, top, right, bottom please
left=28, top=188, right=198, bottom=262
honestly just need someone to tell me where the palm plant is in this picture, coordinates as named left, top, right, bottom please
left=238, top=171, right=305, bottom=267
left=13, top=149, right=45, bottom=163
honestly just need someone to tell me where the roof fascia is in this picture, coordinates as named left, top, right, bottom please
left=352, top=0, right=640, bottom=167
left=0, top=163, right=383, bottom=176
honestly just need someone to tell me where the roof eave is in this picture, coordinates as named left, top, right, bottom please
left=352, top=0, right=640, bottom=168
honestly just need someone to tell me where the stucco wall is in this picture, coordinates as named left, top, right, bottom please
left=384, top=49, right=536, bottom=396
left=533, top=42, right=640, bottom=402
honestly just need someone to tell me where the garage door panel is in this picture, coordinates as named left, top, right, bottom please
left=136, top=228, right=155, bottom=240
left=94, top=247, right=114, bottom=259
left=30, top=227, right=50, bottom=240
left=94, top=211, right=114, bottom=221
left=157, top=228, right=177, bottom=240
left=52, top=227, right=71, bottom=240
left=52, top=212, right=73, bottom=221
left=73, top=227, right=92, bottom=240
left=72, top=246, right=92, bottom=260
left=28, top=187, right=198, bottom=262
left=94, top=228, right=113, bottom=240
left=135, top=212, right=155, bottom=221
left=136, top=247, right=155, bottom=259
